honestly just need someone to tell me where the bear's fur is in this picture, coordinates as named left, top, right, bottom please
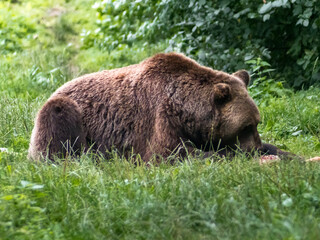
left=28, top=53, right=287, bottom=161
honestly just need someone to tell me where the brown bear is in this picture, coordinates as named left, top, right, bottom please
left=28, top=52, right=292, bottom=162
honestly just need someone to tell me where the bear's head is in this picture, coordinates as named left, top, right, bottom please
left=166, top=67, right=262, bottom=154
left=211, top=70, right=262, bottom=153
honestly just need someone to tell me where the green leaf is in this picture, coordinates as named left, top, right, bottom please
left=199, top=0, right=206, bottom=7
left=263, top=14, right=270, bottom=22
left=245, top=60, right=257, bottom=65
left=293, top=5, right=302, bottom=16
left=303, top=8, right=313, bottom=19
left=2, top=195, right=14, bottom=201
left=21, top=180, right=44, bottom=190
left=282, top=197, right=293, bottom=207
left=292, top=130, right=302, bottom=136
left=261, top=61, right=271, bottom=67
left=272, top=0, right=288, bottom=8
left=259, top=2, right=272, bottom=14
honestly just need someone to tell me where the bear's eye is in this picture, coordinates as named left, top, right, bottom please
left=240, top=122, right=259, bottom=135
left=240, top=124, right=255, bottom=135
left=243, top=125, right=252, bottom=132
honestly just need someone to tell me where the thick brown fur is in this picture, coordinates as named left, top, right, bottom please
left=29, top=52, right=282, bottom=162
left=29, top=97, right=87, bottom=160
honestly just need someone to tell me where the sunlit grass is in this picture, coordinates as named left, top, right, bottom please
left=1, top=149, right=320, bottom=239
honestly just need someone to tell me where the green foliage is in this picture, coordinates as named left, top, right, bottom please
left=0, top=94, right=41, bottom=153
left=0, top=2, right=37, bottom=54
left=84, top=0, right=320, bottom=88
left=2, top=150, right=320, bottom=239
left=259, top=88, right=320, bottom=147
left=0, top=45, right=78, bottom=99
left=247, top=57, right=292, bottom=105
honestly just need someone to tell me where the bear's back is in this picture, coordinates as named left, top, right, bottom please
left=49, top=63, right=161, bottom=155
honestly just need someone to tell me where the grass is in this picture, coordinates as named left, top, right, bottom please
left=2, top=151, right=320, bottom=239
left=257, top=88, right=320, bottom=157
left=1, top=0, right=320, bottom=239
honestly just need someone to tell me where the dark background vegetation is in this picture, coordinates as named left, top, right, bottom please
left=83, top=0, right=320, bottom=88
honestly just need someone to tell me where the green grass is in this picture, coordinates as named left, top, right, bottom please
left=2, top=151, right=320, bottom=239
left=1, top=0, right=320, bottom=239
left=257, top=88, right=320, bottom=157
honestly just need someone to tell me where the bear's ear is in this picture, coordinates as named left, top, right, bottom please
left=233, top=70, right=250, bottom=87
left=214, top=83, right=231, bottom=103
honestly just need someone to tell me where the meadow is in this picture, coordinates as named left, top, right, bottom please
left=1, top=0, right=320, bottom=239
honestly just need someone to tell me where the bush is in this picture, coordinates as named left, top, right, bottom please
left=247, top=57, right=293, bottom=105
left=83, top=0, right=320, bottom=88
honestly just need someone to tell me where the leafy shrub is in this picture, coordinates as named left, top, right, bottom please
left=83, top=0, right=320, bottom=88
left=247, top=57, right=292, bottom=106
